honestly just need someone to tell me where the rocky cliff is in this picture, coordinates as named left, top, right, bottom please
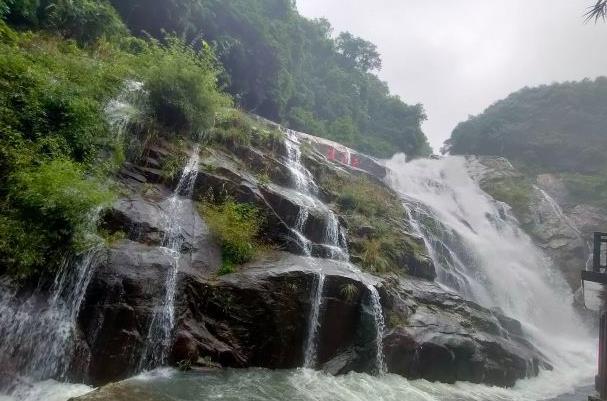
left=0, top=123, right=551, bottom=395
left=63, top=126, right=549, bottom=390
left=467, top=156, right=592, bottom=291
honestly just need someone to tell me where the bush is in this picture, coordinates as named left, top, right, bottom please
left=1, top=159, right=113, bottom=278
left=142, top=38, right=230, bottom=138
left=3, top=0, right=127, bottom=44
left=481, top=177, right=532, bottom=218
left=199, top=199, right=264, bottom=274
left=336, top=176, right=405, bottom=220
left=46, top=0, right=128, bottom=44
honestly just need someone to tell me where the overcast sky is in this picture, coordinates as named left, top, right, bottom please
left=297, top=0, right=607, bottom=152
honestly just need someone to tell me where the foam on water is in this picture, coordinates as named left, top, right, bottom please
left=384, top=154, right=595, bottom=399
left=0, top=382, right=92, bottom=401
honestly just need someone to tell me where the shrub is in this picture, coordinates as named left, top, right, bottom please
left=481, top=177, right=532, bottom=218
left=46, top=0, right=127, bottom=44
left=199, top=199, right=264, bottom=274
left=1, top=159, right=114, bottom=278
left=3, top=0, right=127, bottom=44
left=142, top=38, right=230, bottom=138
left=360, top=238, right=391, bottom=273
left=336, top=176, right=405, bottom=220
left=340, top=283, right=359, bottom=302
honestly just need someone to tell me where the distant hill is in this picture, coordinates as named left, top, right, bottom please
left=108, top=0, right=431, bottom=158
left=446, top=77, right=607, bottom=210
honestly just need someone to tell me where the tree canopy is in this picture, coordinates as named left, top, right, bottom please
left=446, top=78, right=607, bottom=174
left=107, top=0, right=430, bottom=158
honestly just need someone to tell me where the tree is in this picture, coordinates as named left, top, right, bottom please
left=586, top=0, right=607, bottom=22
left=336, top=32, right=382, bottom=73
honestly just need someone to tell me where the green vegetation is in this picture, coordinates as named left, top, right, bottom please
left=447, top=78, right=607, bottom=211
left=199, top=199, right=264, bottom=275
left=108, top=0, right=431, bottom=158
left=143, top=38, right=230, bottom=137
left=320, top=172, right=420, bottom=275
left=447, top=78, right=607, bottom=174
left=562, top=170, right=607, bottom=210
left=3, top=0, right=127, bottom=44
left=481, top=177, right=533, bottom=219
left=208, top=109, right=283, bottom=147
left=339, top=283, right=359, bottom=302
left=0, top=0, right=431, bottom=279
left=0, top=8, right=228, bottom=278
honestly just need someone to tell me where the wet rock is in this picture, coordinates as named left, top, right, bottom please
left=69, top=380, right=172, bottom=401
left=469, top=156, right=588, bottom=291
left=381, top=276, right=549, bottom=387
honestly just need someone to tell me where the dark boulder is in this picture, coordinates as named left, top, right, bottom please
left=381, top=276, right=550, bottom=387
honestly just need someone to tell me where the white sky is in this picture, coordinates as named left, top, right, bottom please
left=296, top=0, right=607, bottom=152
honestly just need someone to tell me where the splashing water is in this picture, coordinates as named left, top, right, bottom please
left=0, top=250, right=100, bottom=394
left=366, top=284, right=386, bottom=375
left=303, top=272, right=326, bottom=368
left=139, top=145, right=201, bottom=370
left=385, top=154, right=595, bottom=398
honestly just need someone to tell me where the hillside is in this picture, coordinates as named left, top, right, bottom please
left=108, top=0, right=431, bottom=158
left=446, top=78, right=607, bottom=211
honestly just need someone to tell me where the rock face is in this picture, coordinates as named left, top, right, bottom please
left=468, top=156, right=589, bottom=290
left=2, top=131, right=549, bottom=390
left=78, top=249, right=547, bottom=387
left=381, top=277, right=548, bottom=386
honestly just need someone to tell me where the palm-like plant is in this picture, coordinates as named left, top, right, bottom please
left=586, top=0, right=607, bottom=22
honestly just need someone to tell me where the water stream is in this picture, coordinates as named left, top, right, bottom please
left=0, top=251, right=99, bottom=399
left=282, top=131, right=385, bottom=370
left=385, top=154, right=596, bottom=398
left=138, top=145, right=201, bottom=370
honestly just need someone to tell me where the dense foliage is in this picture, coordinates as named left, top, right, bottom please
left=199, top=199, right=264, bottom=275
left=447, top=78, right=607, bottom=173
left=108, top=0, right=431, bottom=158
left=0, top=16, right=227, bottom=278
left=447, top=78, right=607, bottom=209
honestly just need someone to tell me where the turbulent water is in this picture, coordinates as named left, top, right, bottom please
left=0, top=252, right=98, bottom=400
left=385, top=155, right=596, bottom=399
left=0, top=146, right=597, bottom=401
left=81, top=367, right=593, bottom=401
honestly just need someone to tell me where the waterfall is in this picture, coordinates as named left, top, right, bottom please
left=303, top=273, right=326, bottom=368
left=138, top=145, right=200, bottom=370
left=0, top=250, right=99, bottom=384
left=385, top=154, right=595, bottom=395
left=282, top=131, right=360, bottom=369
left=366, top=284, right=386, bottom=375
left=282, top=130, right=348, bottom=260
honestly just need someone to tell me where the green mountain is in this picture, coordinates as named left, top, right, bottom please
left=446, top=78, right=607, bottom=210
left=108, top=0, right=431, bottom=158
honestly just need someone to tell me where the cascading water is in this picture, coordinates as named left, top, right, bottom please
left=366, top=284, right=386, bottom=375
left=138, top=145, right=200, bottom=370
left=303, top=272, right=326, bottom=368
left=281, top=131, right=387, bottom=371
left=385, top=154, right=596, bottom=398
left=0, top=250, right=99, bottom=398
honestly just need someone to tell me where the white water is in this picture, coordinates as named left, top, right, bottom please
left=97, top=366, right=593, bottom=401
left=385, top=154, right=595, bottom=399
left=138, top=145, right=201, bottom=370
left=366, top=285, right=386, bottom=375
left=283, top=130, right=348, bottom=259
left=282, top=131, right=387, bottom=371
left=303, top=273, right=326, bottom=368
left=0, top=251, right=99, bottom=400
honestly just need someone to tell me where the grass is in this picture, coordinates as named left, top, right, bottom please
left=481, top=177, right=533, bottom=218
left=0, top=19, right=231, bottom=279
left=198, top=198, right=264, bottom=275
